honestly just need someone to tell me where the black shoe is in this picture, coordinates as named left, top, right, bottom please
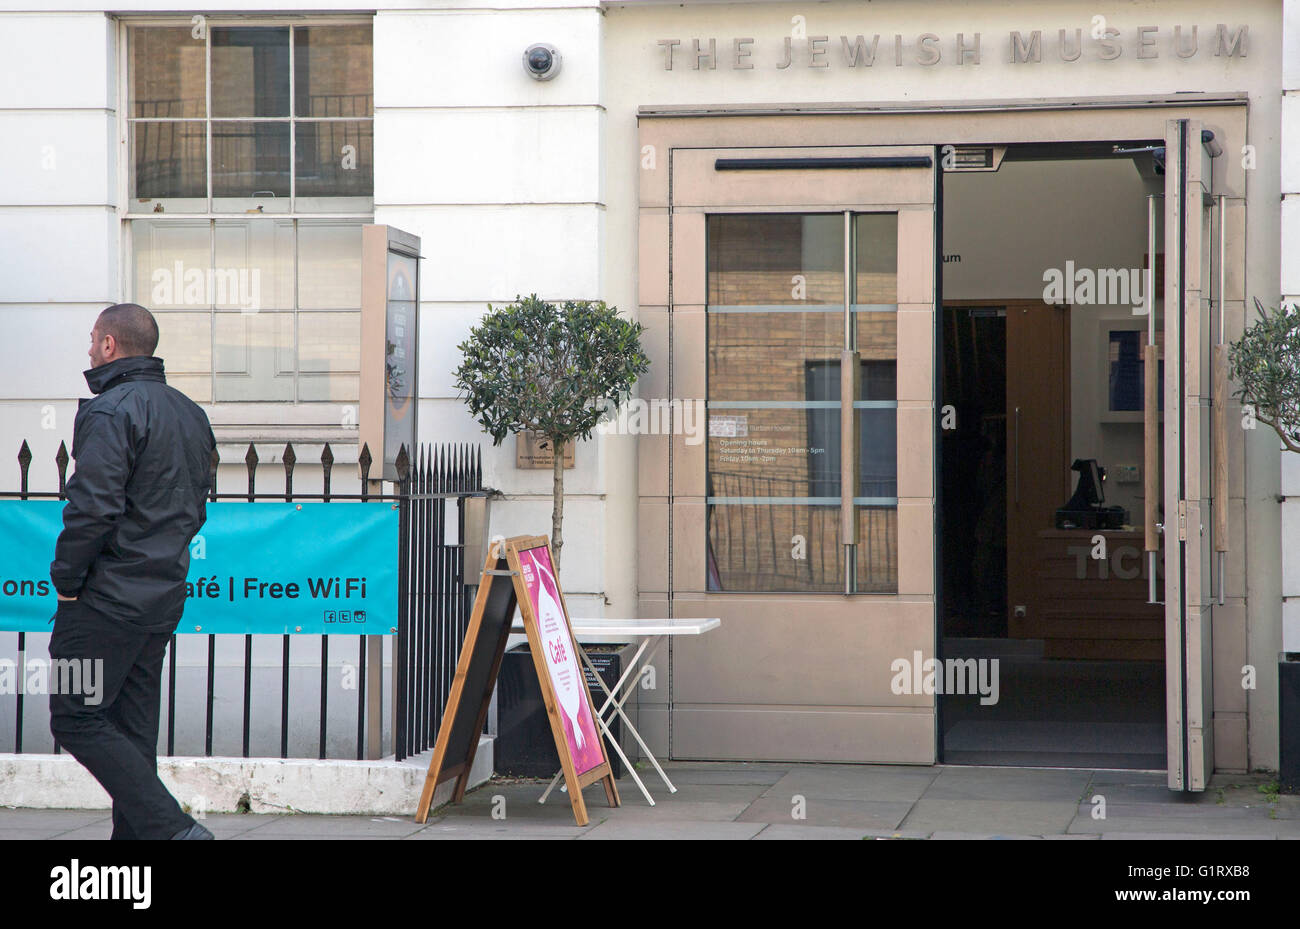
left=170, top=822, right=214, bottom=840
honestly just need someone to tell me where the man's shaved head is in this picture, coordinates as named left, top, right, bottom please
left=95, top=304, right=159, bottom=358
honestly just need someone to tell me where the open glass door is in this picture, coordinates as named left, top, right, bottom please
left=1163, top=118, right=1219, bottom=791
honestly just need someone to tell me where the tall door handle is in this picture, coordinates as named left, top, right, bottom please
left=1213, top=195, right=1228, bottom=606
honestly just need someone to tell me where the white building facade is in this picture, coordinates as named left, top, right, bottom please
left=0, top=0, right=1296, bottom=783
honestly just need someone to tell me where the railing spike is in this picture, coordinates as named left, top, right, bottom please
left=395, top=443, right=410, bottom=484
left=245, top=443, right=259, bottom=500
left=17, top=440, right=31, bottom=498
left=55, top=441, right=70, bottom=498
left=321, top=442, right=334, bottom=502
left=282, top=442, right=296, bottom=501
left=358, top=442, right=372, bottom=486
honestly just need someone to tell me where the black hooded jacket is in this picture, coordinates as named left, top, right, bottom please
left=49, top=355, right=215, bottom=632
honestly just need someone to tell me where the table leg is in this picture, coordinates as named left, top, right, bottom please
left=540, top=643, right=656, bottom=806
left=586, top=637, right=677, bottom=794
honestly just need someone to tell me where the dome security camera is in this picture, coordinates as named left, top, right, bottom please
left=523, top=43, right=561, bottom=81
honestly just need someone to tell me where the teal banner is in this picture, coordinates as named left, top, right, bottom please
left=0, top=500, right=399, bottom=635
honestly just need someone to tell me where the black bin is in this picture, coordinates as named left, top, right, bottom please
left=1281, top=657, right=1300, bottom=793
left=496, top=642, right=637, bottom=778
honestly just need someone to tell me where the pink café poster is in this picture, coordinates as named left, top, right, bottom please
left=517, top=545, right=605, bottom=776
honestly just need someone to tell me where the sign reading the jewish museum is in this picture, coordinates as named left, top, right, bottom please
left=655, top=23, right=1248, bottom=70
left=0, top=500, right=398, bottom=635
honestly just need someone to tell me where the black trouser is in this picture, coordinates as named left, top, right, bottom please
left=48, top=599, right=194, bottom=840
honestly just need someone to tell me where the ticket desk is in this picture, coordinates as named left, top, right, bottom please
left=1012, top=529, right=1164, bottom=661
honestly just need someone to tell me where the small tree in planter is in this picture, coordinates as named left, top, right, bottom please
left=1229, top=298, right=1300, bottom=793
left=1229, top=299, right=1300, bottom=452
left=454, top=295, right=649, bottom=573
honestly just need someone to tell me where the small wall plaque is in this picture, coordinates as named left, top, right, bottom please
left=516, top=431, right=575, bottom=470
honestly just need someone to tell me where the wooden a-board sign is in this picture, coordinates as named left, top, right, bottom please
left=414, top=534, right=620, bottom=826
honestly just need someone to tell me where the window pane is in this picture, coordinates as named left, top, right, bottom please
left=708, top=406, right=837, bottom=501
left=298, top=222, right=362, bottom=308
left=856, top=508, right=898, bottom=593
left=294, top=122, right=373, bottom=198
left=294, top=25, right=373, bottom=117
left=130, top=26, right=206, bottom=119
left=707, top=503, right=843, bottom=592
left=709, top=310, right=842, bottom=399
left=214, top=311, right=294, bottom=401
left=213, top=220, right=295, bottom=311
left=155, top=312, right=211, bottom=403
left=132, top=122, right=206, bottom=202
left=211, top=27, right=290, bottom=118
left=707, top=213, right=846, bottom=592
left=298, top=311, right=360, bottom=372
left=212, top=121, right=290, bottom=198
left=298, top=311, right=360, bottom=402
left=708, top=213, right=843, bottom=306
left=133, top=220, right=211, bottom=310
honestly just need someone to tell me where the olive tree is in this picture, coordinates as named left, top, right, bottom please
left=1229, top=299, right=1300, bottom=454
left=454, top=295, right=650, bottom=572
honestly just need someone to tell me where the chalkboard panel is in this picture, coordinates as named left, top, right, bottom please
left=414, top=549, right=518, bottom=820
left=443, top=555, right=517, bottom=782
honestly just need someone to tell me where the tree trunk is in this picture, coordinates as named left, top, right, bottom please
left=551, top=436, right=565, bottom=574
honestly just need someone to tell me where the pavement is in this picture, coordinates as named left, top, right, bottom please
left=2, top=762, right=1298, bottom=839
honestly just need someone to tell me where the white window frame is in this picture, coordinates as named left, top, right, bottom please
left=114, top=13, right=375, bottom=434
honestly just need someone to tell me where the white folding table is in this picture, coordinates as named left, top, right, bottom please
left=510, top=617, right=720, bottom=806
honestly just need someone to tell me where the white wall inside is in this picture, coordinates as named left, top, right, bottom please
left=943, top=155, right=1157, bottom=521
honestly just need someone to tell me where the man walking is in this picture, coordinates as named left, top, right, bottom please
left=49, top=303, right=216, bottom=840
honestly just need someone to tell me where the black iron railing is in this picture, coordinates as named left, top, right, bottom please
left=1, top=438, right=483, bottom=762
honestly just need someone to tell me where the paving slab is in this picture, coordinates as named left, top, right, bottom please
left=0, top=828, right=73, bottom=840
left=924, top=766, right=1094, bottom=802
left=1099, top=832, right=1277, bottom=840
left=47, top=822, right=114, bottom=840
left=217, top=813, right=427, bottom=837
left=230, top=832, right=389, bottom=840
left=404, top=822, right=586, bottom=840
left=900, top=799, right=1078, bottom=835
left=654, top=763, right=789, bottom=787
left=596, top=800, right=753, bottom=822
left=191, top=813, right=288, bottom=835
left=1079, top=772, right=1184, bottom=804
left=578, top=820, right=767, bottom=840
left=1077, top=801, right=1277, bottom=821
left=1067, top=813, right=1287, bottom=837
left=762, top=765, right=939, bottom=803
left=612, top=782, right=768, bottom=805
left=753, top=824, right=875, bottom=840
left=737, top=796, right=914, bottom=831
left=0, top=808, right=112, bottom=830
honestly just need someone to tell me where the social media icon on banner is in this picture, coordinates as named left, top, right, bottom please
left=323, top=610, right=337, bottom=623
left=354, top=610, right=367, bottom=624
left=340, top=611, right=352, bottom=623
